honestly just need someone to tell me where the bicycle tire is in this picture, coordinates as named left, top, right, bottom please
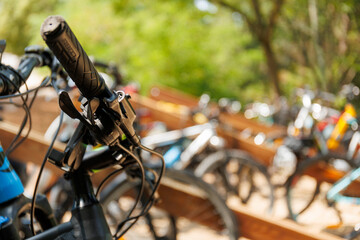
left=286, top=153, right=354, bottom=222
left=100, top=168, right=240, bottom=240
left=194, top=149, right=275, bottom=214
left=161, top=168, right=239, bottom=240
left=48, top=178, right=74, bottom=222
left=100, top=172, right=177, bottom=240
left=0, top=194, right=57, bottom=239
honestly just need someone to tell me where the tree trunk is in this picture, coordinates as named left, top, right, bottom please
left=261, top=39, right=282, bottom=98
left=213, top=0, right=284, bottom=98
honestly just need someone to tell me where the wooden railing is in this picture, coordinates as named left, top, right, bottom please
left=0, top=87, right=349, bottom=239
left=0, top=121, right=343, bottom=240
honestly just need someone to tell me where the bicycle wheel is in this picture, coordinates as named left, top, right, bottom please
left=48, top=177, right=74, bottom=222
left=160, top=169, right=239, bottom=240
left=194, top=149, right=275, bottom=214
left=286, top=153, right=354, bottom=222
left=100, top=169, right=240, bottom=240
left=0, top=194, right=57, bottom=239
left=100, top=172, right=177, bottom=240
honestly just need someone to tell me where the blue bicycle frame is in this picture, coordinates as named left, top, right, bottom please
left=327, top=166, right=360, bottom=204
left=0, top=144, right=24, bottom=204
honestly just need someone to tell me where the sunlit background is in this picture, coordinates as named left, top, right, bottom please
left=1, top=0, right=360, bottom=107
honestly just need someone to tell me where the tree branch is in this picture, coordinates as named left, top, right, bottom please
left=267, top=0, right=285, bottom=37
left=211, top=0, right=257, bottom=34
left=251, top=0, right=264, bottom=29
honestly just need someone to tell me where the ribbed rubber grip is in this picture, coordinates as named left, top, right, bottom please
left=40, top=15, right=111, bottom=99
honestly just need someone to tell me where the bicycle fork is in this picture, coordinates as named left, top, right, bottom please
left=68, top=169, right=112, bottom=240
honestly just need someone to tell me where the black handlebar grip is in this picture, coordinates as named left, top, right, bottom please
left=40, top=15, right=112, bottom=99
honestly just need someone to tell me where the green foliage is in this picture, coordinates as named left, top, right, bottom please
left=276, top=0, right=360, bottom=97
left=28, top=0, right=265, bottom=103
left=109, top=1, right=265, bottom=101
left=2, top=0, right=360, bottom=108
left=0, top=0, right=57, bottom=54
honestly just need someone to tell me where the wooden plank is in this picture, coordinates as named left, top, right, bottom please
left=148, top=85, right=286, bottom=134
left=0, top=121, right=65, bottom=176
left=305, top=163, right=360, bottom=197
left=130, top=93, right=194, bottom=130
left=2, top=94, right=278, bottom=167
left=130, top=93, right=279, bottom=165
left=157, top=178, right=344, bottom=240
left=0, top=121, right=346, bottom=239
left=218, top=129, right=277, bottom=166
left=2, top=92, right=61, bottom=133
left=231, top=204, right=344, bottom=240
left=4, top=117, right=360, bottom=196
left=0, top=121, right=125, bottom=187
left=133, top=86, right=286, bottom=165
left=158, top=183, right=224, bottom=231
left=219, top=112, right=285, bottom=135
left=0, top=90, right=281, bottom=166
left=149, top=85, right=200, bottom=108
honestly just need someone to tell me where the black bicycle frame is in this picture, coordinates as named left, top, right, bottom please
left=26, top=123, right=115, bottom=240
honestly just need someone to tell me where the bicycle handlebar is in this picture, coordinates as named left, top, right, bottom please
left=0, top=43, right=64, bottom=96
left=40, top=15, right=113, bottom=100
left=0, top=56, right=40, bottom=96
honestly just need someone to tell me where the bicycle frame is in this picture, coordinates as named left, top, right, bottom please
left=0, top=145, right=24, bottom=204
left=25, top=123, right=117, bottom=240
left=1, top=15, right=163, bottom=239
left=326, top=130, right=360, bottom=205
left=327, top=166, right=360, bottom=204
left=141, top=122, right=223, bottom=169
left=0, top=142, right=61, bottom=240
left=0, top=43, right=60, bottom=239
left=0, top=144, right=57, bottom=239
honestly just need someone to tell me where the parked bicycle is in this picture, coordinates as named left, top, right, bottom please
left=0, top=15, right=165, bottom=240
left=0, top=15, right=240, bottom=240
left=285, top=87, right=360, bottom=228
left=140, top=94, right=275, bottom=214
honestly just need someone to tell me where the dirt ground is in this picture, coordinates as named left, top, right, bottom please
left=228, top=174, right=360, bottom=239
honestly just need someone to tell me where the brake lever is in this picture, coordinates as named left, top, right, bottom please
left=60, top=87, right=140, bottom=150
left=59, top=91, right=96, bottom=131
left=106, top=91, right=140, bottom=146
